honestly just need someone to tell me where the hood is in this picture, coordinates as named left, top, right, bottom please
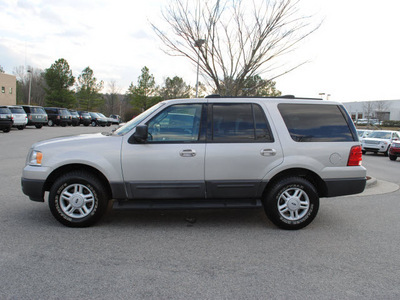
left=32, top=132, right=112, bottom=149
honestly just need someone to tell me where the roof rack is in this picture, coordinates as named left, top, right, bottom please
left=205, top=94, right=322, bottom=100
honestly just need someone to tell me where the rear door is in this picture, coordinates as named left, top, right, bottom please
left=204, top=102, right=283, bottom=199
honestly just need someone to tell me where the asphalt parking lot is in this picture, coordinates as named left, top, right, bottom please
left=1, top=125, right=400, bottom=299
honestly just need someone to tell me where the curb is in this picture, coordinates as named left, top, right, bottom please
left=365, top=176, right=377, bottom=188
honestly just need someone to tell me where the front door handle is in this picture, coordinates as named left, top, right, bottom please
left=260, top=149, right=276, bottom=156
left=180, top=149, right=196, bottom=157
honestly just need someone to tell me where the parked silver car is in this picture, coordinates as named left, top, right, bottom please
left=22, top=96, right=366, bottom=230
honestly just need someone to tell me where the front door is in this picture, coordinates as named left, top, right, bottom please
left=121, top=103, right=206, bottom=199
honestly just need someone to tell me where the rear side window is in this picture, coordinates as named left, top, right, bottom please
left=278, top=103, right=355, bottom=142
left=211, top=103, right=273, bottom=142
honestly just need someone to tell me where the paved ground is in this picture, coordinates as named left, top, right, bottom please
left=1, top=125, right=400, bottom=299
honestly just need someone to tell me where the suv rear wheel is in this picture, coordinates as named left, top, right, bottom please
left=48, top=171, right=109, bottom=227
left=263, top=177, right=319, bottom=230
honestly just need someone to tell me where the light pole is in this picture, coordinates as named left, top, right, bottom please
left=195, top=39, right=205, bottom=98
left=27, top=67, right=32, bottom=105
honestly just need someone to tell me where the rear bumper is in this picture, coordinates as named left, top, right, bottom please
left=21, top=178, right=45, bottom=202
left=324, top=177, right=366, bottom=197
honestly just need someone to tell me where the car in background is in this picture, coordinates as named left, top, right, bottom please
left=8, top=105, right=27, bottom=130
left=109, top=114, right=122, bottom=125
left=97, top=113, right=111, bottom=126
left=22, top=105, right=48, bottom=129
left=356, top=129, right=373, bottom=142
left=389, top=141, right=400, bottom=161
left=88, top=112, right=107, bottom=127
left=0, top=106, right=13, bottom=133
left=77, top=111, right=91, bottom=126
left=44, top=107, right=72, bottom=127
left=68, top=110, right=80, bottom=126
left=361, top=130, right=400, bottom=156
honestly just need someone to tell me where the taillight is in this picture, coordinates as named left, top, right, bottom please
left=347, top=145, right=362, bottom=166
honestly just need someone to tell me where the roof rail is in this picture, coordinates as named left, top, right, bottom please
left=205, top=94, right=323, bottom=100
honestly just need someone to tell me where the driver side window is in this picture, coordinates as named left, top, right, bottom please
left=147, top=104, right=203, bottom=143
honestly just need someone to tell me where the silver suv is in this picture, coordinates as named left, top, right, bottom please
left=21, top=96, right=366, bottom=229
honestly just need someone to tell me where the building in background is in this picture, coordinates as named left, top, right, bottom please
left=0, top=73, right=17, bottom=105
left=342, top=100, right=400, bottom=122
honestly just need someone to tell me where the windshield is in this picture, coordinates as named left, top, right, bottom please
left=368, top=131, right=391, bottom=139
left=114, top=102, right=165, bottom=136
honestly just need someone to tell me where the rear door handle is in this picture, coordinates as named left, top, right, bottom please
left=260, top=149, right=276, bottom=156
left=180, top=149, right=196, bottom=157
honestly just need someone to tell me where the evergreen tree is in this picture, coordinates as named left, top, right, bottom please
left=160, top=76, right=192, bottom=100
left=76, top=67, right=104, bottom=111
left=127, top=66, right=162, bottom=111
left=44, top=58, right=75, bottom=108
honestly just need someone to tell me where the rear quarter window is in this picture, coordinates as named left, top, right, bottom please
left=278, top=103, right=356, bottom=142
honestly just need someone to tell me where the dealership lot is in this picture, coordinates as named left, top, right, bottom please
left=1, top=126, right=400, bottom=299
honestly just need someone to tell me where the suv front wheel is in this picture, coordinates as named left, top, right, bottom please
left=264, top=177, right=319, bottom=230
left=48, top=171, right=109, bottom=227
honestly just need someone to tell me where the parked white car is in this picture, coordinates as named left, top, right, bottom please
left=361, top=130, right=400, bottom=155
left=8, top=105, right=28, bottom=130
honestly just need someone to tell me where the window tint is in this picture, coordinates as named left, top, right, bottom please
left=32, top=107, right=45, bottom=114
left=0, top=107, right=11, bottom=114
left=278, top=103, right=355, bottom=142
left=211, top=103, right=272, bottom=142
left=147, top=104, right=202, bottom=142
left=9, top=107, right=25, bottom=114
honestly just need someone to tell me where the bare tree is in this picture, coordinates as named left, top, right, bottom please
left=151, top=0, right=320, bottom=96
left=374, top=100, right=390, bottom=122
left=104, top=80, right=121, bottom=115
left=362, top=101, right=375, bottom=124
left=13, top=66, right=46, bottom=105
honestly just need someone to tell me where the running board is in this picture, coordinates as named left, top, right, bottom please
left=113, top=199, right=262, bottom=210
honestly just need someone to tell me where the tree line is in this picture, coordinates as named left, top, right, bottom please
left=9, top=58, right=281, bottom=121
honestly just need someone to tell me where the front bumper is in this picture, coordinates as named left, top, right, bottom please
left=389, top=146, right=400, bottom=156
left=21, top=178, right=45, bottom=202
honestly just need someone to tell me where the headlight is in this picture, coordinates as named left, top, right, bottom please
left=29, top=150, right=43, bottom=166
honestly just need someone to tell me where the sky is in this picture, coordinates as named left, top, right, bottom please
left=1, top=0, right=400, bottom=102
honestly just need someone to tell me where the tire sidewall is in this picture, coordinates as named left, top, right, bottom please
left=49, top=172, right=107, bottom=227
left=265, top=178, right=319, bottom=230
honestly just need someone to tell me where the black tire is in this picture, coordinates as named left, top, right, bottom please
left=17, top=125, right=24, bottom=130
left=263, top=177, right=319, bottom=230
left=48, top=119, right=54, bottom=127
left=384, top=146, right=390, bottom=157
left=91, top=121, right=97, bottom=127
left=48, top=171, right=109, bottom=227
left=35, top=124, right=43, bottom=129
left=3, top=127, right=11, bottom=133
left=389, top=154, right=397, bottom=161
left=362, top=150, right=366, bottom=155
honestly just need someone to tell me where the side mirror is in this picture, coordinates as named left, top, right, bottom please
left=133, top=125, right=148, bottom=143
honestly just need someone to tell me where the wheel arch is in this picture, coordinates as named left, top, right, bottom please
left=263, top=168, right=328, bottom=198
left=44, top=164, right=112, bottom=199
